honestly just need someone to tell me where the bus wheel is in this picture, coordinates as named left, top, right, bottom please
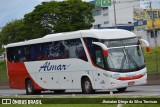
left=117, top=87, right=127, bottom=92
left=54, top=90, right=65, bottom=94
left=26, top=79, right=41, bottom=95
left=81, top=77, right=95, bottom=94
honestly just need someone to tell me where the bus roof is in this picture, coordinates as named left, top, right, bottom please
left=5, top=29, right=136, bottom=48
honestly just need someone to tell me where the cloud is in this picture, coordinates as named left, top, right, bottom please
left=0, top=0, right=41, bottom=27
left=0, top=0, right=92, bottom=27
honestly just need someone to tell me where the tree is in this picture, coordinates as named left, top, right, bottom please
left=0, top=19, right=27, bottom=45
left=0, top=0, right=95, bottom=45
left=24, top=0, right=95, bottom=38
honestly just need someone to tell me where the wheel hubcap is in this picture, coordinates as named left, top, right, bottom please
left=85, top=81, right=90, bottom=92
left=27, top=82, right=32, bottom=93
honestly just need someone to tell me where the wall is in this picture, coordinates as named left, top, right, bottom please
left=134, top=9, right=160, bottom=47
left=92, top=0, right=140, bottom=28
left=92, top=7, right=109, bottom=28
left=108, top=0, right=139, bottom=27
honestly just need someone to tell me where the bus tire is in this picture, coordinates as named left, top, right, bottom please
left=25, top=79, right=41, bottom=95
left=81, top=77, right=95, bottom=94
left=117, top=87, right=127, bottom=92
left=54, top=90, right=66, bottom=93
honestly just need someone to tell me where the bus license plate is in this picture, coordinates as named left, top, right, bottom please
left=128, top=81, right=135, bottom=86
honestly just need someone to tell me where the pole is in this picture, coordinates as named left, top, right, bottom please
left=149, top=1, right=157, bottom=46
left=149, top=1, right=158, bottom=72
left=113, top=0, right=117, bottom=28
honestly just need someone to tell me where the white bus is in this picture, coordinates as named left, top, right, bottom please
left=5, top=29, right=150, bottom=95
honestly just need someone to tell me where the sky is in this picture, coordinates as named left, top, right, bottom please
left=140, top=0, right=160, bottom=9
left=0, top=0, right=160, bottom=28
left=0, top=0, right=91, bottom=28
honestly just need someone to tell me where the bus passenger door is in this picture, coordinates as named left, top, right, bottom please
left=93, top=46, right=106, bottom=89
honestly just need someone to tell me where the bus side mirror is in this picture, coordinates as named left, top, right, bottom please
left=92, top=42, right=108, bottom=57
left=139, top=39, right=150, bottom=52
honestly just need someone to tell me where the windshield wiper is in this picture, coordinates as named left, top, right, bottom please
left=120, top=56, right=126, bottom=70
left=125, top=49, right=139, bottom=69
left=120, top=48, right=128, bottom=70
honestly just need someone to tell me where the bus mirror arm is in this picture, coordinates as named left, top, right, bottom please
left=92, top=42, right=108, bottom=57
left=139, top=39, right=150, bottom=52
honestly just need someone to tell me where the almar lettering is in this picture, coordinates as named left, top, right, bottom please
left=39, top=62, right=70, bottom=72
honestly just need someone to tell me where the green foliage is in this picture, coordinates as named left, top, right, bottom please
left=0, top=19, right=26, bottom=44
left=0, top=61, right=8, bottom=82
left=143, top=47, right=160, bottom=73
left=0, top=0, right=94, bottom=45
left=23, top=0, right=94, bottom=37
left=0, top=48, right=5, bottom=55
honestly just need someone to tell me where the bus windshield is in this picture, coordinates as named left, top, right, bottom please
left=103, top=38, right=145, bottom=72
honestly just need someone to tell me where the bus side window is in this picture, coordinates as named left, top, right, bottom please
left=42, top=43, right=49, bottom=60
left=24, top=46, right=30, bottom=61
left=18, top=47, right=26, bottom=62
left=30, top=45, right=36, bottom=61
left=84, top=38, right=105, bottom=69
left=95, top=47, right=105, bottom=68
left=7, top=39, right=88, bottom=62
left=48, top=41, right=67, bottom=60
left=84, top=38, right=98, bottom=62
left=75, top=39, right=87, bottom=61
left=62, top=40, right=69, bottom=58
left=7, top=47, right=14, bottom=62
left=68, top=39, right=88, bottom=62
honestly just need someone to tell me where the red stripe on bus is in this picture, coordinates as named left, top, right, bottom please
left=117, top=74, right=143, bottom=81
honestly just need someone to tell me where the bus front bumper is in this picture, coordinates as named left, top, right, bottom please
left=107, top=73, right=147, bottom=90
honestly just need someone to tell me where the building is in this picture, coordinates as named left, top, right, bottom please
left=92, top=0, right=140, bottom=29
left=91, top=0, right=160, bottom=46
left=134, top=8, right=160, bottom=47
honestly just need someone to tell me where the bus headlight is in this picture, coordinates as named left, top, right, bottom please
left=111, top=82, right=115, bottom=86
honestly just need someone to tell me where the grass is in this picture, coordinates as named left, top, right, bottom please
left=143, top=47, right=160, bottom=73
left=123, top=104, right=160, bottom=107
left=0, top=104, right=160, bottom=107
left=0, top=47, right=160, bottom=82
left=0, top=61, right=8, bottom=82
left=0, top=95, right=159, bottom=106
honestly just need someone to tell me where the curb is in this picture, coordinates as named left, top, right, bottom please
left=0, top=82, right=9, bottom=89
left=147, top=73, right=160, bottom=85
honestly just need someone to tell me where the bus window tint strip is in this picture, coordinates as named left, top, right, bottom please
left=7, top=39, right=88, bottom=62
left=103, top=38, right=139, bottom=48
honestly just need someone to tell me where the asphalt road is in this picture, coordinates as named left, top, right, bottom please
left=0, top=85, right=160, bottom=97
